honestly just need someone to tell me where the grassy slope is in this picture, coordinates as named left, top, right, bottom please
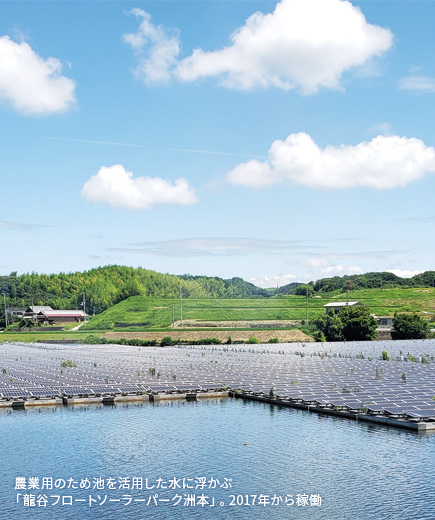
left=85, top=288, right=435, bottom=331
left=2, top=288, right=433, bottom=342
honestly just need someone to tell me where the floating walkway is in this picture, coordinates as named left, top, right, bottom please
left=230, top=391, right=435, bottom=433
left=0, top=390, right=229, bottom=409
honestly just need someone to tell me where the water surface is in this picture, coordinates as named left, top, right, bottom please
left=1, top=398, right=434, bottom=520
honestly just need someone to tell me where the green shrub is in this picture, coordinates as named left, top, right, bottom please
left=313, top=331, right=326, bottom=342
left=160, top=336, right=177, bottom=347
left=247, top=337, right=260, bottom=344
left=61, top=360, right=77, bottom=368
left=84, top=334, right=103, bottom=344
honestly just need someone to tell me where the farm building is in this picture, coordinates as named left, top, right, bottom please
left=7, top=307, right=26, bottom=317
left=25, top=306, right=54, bottom=316
left=375, top=316, right=393, bottom=328
left=22, top=306, right=87, bottom=324
left=323, top=301, right=364, bottom=314
left=36, top=310, right=87, bottom=324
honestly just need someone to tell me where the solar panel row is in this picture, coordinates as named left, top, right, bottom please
left=1, top=341, right=435, bottom=420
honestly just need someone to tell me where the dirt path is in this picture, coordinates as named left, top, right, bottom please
left=69, top=322, right=85, bottom=331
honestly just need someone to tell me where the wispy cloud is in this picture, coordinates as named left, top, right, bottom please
left=400, top=216, right=435, bottom=223
left=299, top=257, right=331, bottom=268
left=327, top=249, right=410, bottom=260
left=398, top=75, right=435, bottom=93
left=367, top=122, right=392, bottom=136
left=107, top=237, right=325, bottom=257
left=0, top=220, right=52, bottom=232
left=45, top=137, right=265, bottom=160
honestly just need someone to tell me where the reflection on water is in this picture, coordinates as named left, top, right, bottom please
left=1, top=398, right=435, bottom=520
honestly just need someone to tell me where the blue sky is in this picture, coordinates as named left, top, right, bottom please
left=1, top=0, right=435, bottom=287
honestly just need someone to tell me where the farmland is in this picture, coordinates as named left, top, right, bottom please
left=86, top=287, right=435, bottom=331
left=1, top=287, right=433, bottom=344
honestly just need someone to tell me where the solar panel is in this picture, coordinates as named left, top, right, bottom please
left=2, top=339, right=435, bottom=420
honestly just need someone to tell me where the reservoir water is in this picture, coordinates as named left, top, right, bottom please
left=1, top=397, right=434, bottom=520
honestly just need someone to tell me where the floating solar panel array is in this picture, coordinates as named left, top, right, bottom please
left=1, top=340, right=435, bottom=422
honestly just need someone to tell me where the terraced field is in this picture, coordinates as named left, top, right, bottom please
left=85, top=288, right=435, bottom=331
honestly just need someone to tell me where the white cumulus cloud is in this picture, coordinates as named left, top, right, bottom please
left=0, top=36, right=75, bottom=115
left=227, top=133, right=435, bottom=190
left=81, top=164, right=198, bottom=210
left=250, top=273, right=298, bottom=288
left=387, top=269, right=425, bottom=278
left=126, top=0, right=393, bottom=93
left=320, top=265, right=363, bottom=275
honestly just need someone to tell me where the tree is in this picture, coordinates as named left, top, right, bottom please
left=314, top=305, right=377, bottom=341
left=392, top=313, right=429, bottom=340
left=293, top=284, right=314, bottom=296
left=313, top=314, right=344, bottom=342
left=339, top=306, right=378, bottom=341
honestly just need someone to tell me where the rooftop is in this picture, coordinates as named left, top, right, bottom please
left=323, top=301, right=362, bottom=308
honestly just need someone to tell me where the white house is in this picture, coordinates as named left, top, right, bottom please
left=323, top=301, right=364, bottom=314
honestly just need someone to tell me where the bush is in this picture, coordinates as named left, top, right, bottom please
left=160, top=336, right=177, bottom=347
left=268, top=338, right=279, bottom=343
left=186, top=338, right=222, bottom=345
left=84, top=334, right=103, bottom=344
left=247, top=337, right=260, bottom=344
left=61, top=360, right=77, bottom=368
left=313, top=331, right=326, bottom=342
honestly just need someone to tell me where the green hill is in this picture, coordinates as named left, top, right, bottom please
left=86, top=287, right=435, bottom=331
left=0, top=266, right=268, bottom=323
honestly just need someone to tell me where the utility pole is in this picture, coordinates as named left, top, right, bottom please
left=82, top=292, right=87, bottom=327
left=31, top=296, right=37, bottom=325
left=178, top=286, right=183, bottom=327
left=346, top=290, right=349, bottom=306
left=172, top=304, right=175, bottom=328
left=306, top=289, right=309, bottom=326
left=2, top=292, right=8, bottom=328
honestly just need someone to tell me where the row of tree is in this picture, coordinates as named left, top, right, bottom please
left=304, top=271, right=435, bottom=293
left=312, top=307, right=430, bottom=341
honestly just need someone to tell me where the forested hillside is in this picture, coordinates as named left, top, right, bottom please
left=305, top=271, right=435, bottom=293
left=0, top=266, right=268, bottom=316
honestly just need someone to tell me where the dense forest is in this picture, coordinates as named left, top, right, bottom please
left=0, top=266, right=268, bottom=316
